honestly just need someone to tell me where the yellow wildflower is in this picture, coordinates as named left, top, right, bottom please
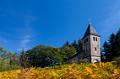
left=91, top=74, right=98, bottom=78
left=85, top=67, right=93, bottom=74
left=91, top=64, right=97, bottom=68
left=114, top=69, right=119, bottom=74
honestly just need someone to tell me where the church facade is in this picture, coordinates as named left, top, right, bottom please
left=68, top=23, right=101, bottom=63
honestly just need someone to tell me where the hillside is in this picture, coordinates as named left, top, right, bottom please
left=0, top=62, right=120, bottom=79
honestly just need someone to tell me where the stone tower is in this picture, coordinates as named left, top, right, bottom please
left=82, top=23, right=101, bottom=63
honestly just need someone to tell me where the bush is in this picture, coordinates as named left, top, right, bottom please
left=113, top=56, right=120, bottom=66
left=0, top=62, right=120, bottom=79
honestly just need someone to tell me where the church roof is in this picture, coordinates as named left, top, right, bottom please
left=83, top=23, right=100, bottom=38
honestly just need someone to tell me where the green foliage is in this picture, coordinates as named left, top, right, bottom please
left=103, top=28, right=120, bottom=61
left=19, top=50, right=28, bottom=68
left=20, top=44, right=78, bottom=68
left=60, top=45, right=77, bottom=61
left=19, top=38, right=84, bottom=68
left=21, top=45, right=63, bottom=67
left=0, top=47, right=20, bottom=72
left=113, top=56, right=120, bottom=65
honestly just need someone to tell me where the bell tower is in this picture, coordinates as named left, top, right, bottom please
left=82, top=23, right=101, bottom=63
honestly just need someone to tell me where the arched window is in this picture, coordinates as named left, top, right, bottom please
left=96, top=37, right=97, bottom=41
left=93, top=59, right=99, bottom=63
left=93, top=37, right=96, bottom=41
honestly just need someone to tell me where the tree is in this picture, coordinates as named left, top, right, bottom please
left=115, top=29, right=120, bottom=56
left=20, top=43, right=78, bottom=68
left=19, top=49, right=28, bottom=68
left=71, top=40, right=77, bottom=48
left=0, top=47, right=20, bottom=71
left=103, top=28, right=120, bottom=61
left=103, top=41, right=111, bottom=61
left=22, top=45, right=64, bottom=68
left=0, top=48, right=14, bottom=65
left=60, top=45, right=77, bottom=61
left=62, top=41, right=70, bottom=47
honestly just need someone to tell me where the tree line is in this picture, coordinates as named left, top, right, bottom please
left=103, top=29, right=120, bottom=62
left=20, top=39, right=82, bottom=68
left=1, top=28, right=120, bottom=68
left=0, top=48, right=20, bottom=71
left=19, top=28, right=120, bottom=67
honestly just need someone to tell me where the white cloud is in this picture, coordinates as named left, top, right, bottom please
left=0, top=7, right=37, bottom=52
left=19, top=34, right=31, bottom=51
left=17, top=13, right=36, bottom=51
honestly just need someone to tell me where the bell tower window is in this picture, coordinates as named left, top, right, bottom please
left=93, top=37, right=98, bottom=41
left=96, top=37, right=97, bottom=41
left=93, top=37, right=96, bottom=41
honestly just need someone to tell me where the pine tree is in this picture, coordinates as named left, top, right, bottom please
left=103, top=28, right=120, bottom=61
left=115, top=29, right=120, bottom=56
left=71, top=40, right=78, bottom=49
left=103, top=41, right=111, bottom=61
left=62, top=41, right=70, bottom=47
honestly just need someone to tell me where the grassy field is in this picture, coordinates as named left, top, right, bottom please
left=0, top=62, right=120, bottom=79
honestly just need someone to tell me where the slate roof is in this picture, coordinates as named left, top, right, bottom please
left=83, top=23, right=100, bottom=39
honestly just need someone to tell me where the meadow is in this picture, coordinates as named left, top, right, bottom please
left=0, top=62, right=120, bottom=79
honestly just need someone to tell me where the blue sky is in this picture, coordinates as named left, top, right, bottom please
left=0, top=0, right=120, bottom=52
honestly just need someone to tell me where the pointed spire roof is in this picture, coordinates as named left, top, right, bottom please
left=83, top=23, right=100, bottom=38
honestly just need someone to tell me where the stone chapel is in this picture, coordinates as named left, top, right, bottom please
left=68, top=23, right=101, bottom=63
